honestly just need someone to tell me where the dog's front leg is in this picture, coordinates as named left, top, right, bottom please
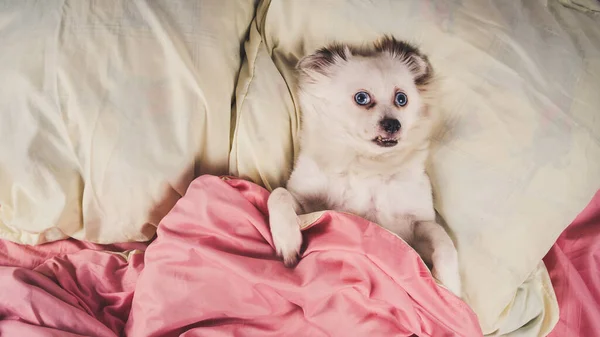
left=267, top=187, right=304, bottom=267
left=412, top=221, right=462, bottom=297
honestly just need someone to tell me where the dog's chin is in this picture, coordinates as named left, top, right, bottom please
left=372, top=135, right=399, bottom=148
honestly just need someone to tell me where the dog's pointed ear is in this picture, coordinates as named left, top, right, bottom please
left=405, top=53, right=433, bottom=86
left=297, top=44, right=352, bottom=78
left=374, top=36, right=433, bottom=86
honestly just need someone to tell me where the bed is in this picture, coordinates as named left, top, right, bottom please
left=0, top=176, right=597, bottom=336
left=1, top=1, right=599, bottom=336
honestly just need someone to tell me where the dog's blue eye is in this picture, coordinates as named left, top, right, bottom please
left=354, top=91, right=371, bottom=106
left=395, top=92, right=408, bottom=106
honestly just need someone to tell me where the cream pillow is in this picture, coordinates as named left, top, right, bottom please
left=0, top=0, right=255, bottom=244
left=230, top=0, right=600, bottom=335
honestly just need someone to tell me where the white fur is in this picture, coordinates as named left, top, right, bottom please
left=268, top=44, right=462, bottom=297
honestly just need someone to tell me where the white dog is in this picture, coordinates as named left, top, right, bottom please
left=267, top=36, right=461, bottom=297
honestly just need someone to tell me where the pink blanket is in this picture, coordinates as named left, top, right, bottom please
left=0, top=176, right=481, bottom=336
left=545, top=190, right=600, bottom=337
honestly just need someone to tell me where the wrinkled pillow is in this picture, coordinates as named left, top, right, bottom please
left=230, top=0, right=600, bottom=335
left=0, top=0, right=255, bottom=244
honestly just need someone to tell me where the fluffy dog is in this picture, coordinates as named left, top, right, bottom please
left=267, top=36, right=461, bottom=296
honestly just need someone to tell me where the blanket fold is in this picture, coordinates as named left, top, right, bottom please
left=0, top=176, right=482, bottom=337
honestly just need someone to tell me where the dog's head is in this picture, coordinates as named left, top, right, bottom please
left=297, top=36, right=435, bottom=155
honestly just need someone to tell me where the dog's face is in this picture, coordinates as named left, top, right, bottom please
left=297, top=37, right=434, bottom=154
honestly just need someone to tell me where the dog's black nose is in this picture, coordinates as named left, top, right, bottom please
left=380, top=118, right=401, bottom=134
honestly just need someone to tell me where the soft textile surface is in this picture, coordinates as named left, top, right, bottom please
left=0, top=176, right=482, bottom=337
left=545, top=190, right=600, bottom=337
left=0, top=0, right=255, bottom=244
left=230, top=0, right=600, bottom=334
left=0, top=239, right=145, bottom=337
left=559, top=0, right=600, bottom=13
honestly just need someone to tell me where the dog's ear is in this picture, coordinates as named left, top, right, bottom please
left=405, top=53, right=432, bottom=86
left=374, top=36, right=433, bottom=86
left=297, top=44, right=352, bottom=78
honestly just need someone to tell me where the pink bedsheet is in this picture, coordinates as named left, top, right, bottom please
left=0, top=176, right=482, bottom=337
left=545, top=190, right=600, bottom=337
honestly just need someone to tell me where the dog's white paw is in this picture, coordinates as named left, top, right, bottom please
left=269, top=208, right=303, bottom=267
left=432, top=252, right=462, bottom=297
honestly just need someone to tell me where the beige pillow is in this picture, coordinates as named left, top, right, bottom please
left=230, top=0, right=600, bottom=335
left=0, top=0, right=255, bottom=244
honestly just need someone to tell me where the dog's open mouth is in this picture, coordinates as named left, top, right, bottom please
left=373, top=136, right=398, bottom=147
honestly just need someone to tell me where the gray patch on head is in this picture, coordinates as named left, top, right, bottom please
left=297, top=35, right=434, bottom=88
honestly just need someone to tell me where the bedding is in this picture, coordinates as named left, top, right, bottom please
left=558, top=0, right=600, bottom=13
left=0, top=176, right=483, bottom=337
left=0, top=176, right=596, bottom=336
left=230, top=0, right=600, bottom=335
left=545, top=190, right=600, bottom=337
left=0, top=0, right=256, bottom=245
left=0, top=1, right=598, bottom=336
